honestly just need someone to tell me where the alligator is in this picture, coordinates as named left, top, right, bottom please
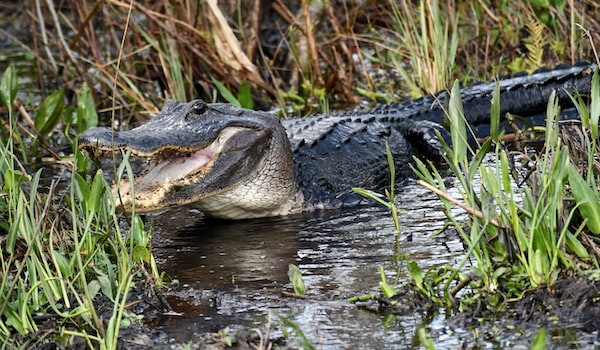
left=79, top=62, right=596, bottom=219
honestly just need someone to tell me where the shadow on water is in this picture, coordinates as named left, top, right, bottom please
left=143, top=183, right=466, bottom=348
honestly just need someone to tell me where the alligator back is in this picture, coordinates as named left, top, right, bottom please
left=282, top=62, right=596, bottom=207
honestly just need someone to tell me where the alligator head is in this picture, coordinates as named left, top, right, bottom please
left=79, top=100, right=301, bottom=219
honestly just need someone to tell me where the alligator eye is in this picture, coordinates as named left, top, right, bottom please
left=186, top=100, right=209, bottom=119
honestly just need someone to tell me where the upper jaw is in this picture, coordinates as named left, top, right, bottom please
left=78, top=100, right=258, bottom=155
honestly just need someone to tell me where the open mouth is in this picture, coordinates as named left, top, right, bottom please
left=132, top=142, right=217, bottom=192
left=112, top=126, right=253, bottom=211
left=92, top=125, right=264, bottom=212
left=113, top=139, right=219, bottom=211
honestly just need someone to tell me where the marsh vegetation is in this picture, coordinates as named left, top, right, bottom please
left=1, top=0, right=600, bottom=348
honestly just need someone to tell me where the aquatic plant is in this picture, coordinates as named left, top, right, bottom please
left=287, top=264, right=306, bottom=296
left=411, top=67, right=600, bottom=309
left=0, top=66, right=158, bottom=349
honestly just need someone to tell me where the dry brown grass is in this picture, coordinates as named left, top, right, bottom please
left=12, top=0, right=600, bottom=119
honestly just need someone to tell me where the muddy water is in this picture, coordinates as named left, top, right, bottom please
left=144, top=182, right=467, bottom=348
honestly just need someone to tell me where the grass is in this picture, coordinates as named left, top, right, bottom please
left=348, top=62, right=600, bottom=348
left=2, top=0, right=600, bottom=347
left=349, top=65, right=600, bottom=349
left=383, top=0, right=458, bottom=98
left=0, top=65, right=159, bottom=348
left=408, top=66, right=600, bottom=310
left=5, top=0, right=597, bottom=121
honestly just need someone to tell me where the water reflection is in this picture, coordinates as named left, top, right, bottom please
left=152, top=213, right=301, bottom=291
left=146, top=182, right=466, bottom=348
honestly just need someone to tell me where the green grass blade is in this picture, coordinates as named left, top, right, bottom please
left=530, top=327, right=547, bottom=350
left=237, top=81, right=254, bottom=109
left=34, top=88, right=65, bottom=136
left=567, top=162, right=600, bottom=234
left=379, top=266, right=397, bottom=298
left=76, top=83, right=98, bottom=134
left=448, top=80, right=467, bottom=165
left=490, top=82, right=501, bottom=141
left=278, top=314, right=316, bottom=350
left=211, top=76, right=241, bottom=107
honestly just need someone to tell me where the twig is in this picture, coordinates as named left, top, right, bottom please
left=246, top=0, right=262, bottom=59
left=69, top=0, right=103, bottom=51
left=302, top=0, right=323, bottom=87
left=45, top=0, right=80, bottom=72
left=272, top=0, right=306, bottom=35
left=416, top=179, right=504, bottom=228
left=577, top=23, right=600, bottom=66
left=34, top=0, right=58, bottom=72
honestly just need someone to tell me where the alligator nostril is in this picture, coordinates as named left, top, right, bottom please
left=186, top=100, right=209, bottom=120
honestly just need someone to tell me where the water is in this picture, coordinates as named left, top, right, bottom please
left=144, top=182, right=467, bottom=348
left=133, top=178, right=600, bottom=349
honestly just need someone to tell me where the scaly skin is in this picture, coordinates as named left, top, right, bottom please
left=79, top=62, right=596, bottom=219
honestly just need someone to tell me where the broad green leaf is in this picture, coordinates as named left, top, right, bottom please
left=0, top=65, right=17, bottom=108
left=4, top=305, right=27, bottom=335
left=52, top=250, right=72, bottom=277
left=76, top=83, right=98, bottom=133
left=568, top=163, right=600, bottom=234
left=87, top=280, right=102, bottom=301
left=35, top=88, right=65, bottom=136
left=448, top=80, right=467, bottom=165
left=379, top=266, right=397, bottom=298
left=530, top=327, right=547, bottom=350
left=132, top=245, right=151, bottom=264
left=288, top=264, right=306, bottom=296
left=96, top=273, right=114, bottom=301
left=72, top=172, right=91, bottom=204
left=417, top=327, right=436, bottom=350
left=530, top=249, right=549, bottom=286
left=3, top=169, right=31, bottom=194
left=569, top=93, right=590, bottom=129
left=131, top=214, right=148, bottom=247
left=237, top=81, right=254, bottom=109
left=565, top=231, right=590, bottom=260
left=500, top=151, right=512, bottom=197
left=88, top=170, right=106, bottom=214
